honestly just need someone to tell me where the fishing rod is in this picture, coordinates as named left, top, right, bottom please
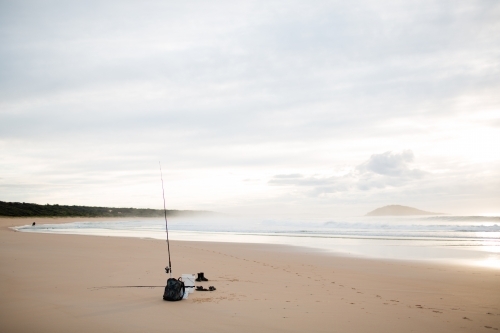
left=159, top=162, right=172, bottom=278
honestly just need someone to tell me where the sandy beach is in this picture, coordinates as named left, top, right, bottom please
left=1, top=217, right=499, bottom=332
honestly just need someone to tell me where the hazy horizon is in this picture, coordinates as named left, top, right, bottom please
left=1, top=0, right=499, bottom=218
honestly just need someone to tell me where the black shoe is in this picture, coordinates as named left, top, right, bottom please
left=196, top=272, right=209, bottom=282
left=209, top=286, right=216, bottom=291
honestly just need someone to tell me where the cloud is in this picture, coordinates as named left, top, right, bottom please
left=269, top=175, right=334, bottom=187
left=269, top=150, right=427, bottom=195
left=0, top=0, right=499, bottom=215
left=357, top=150, right=426, bottom=178
left=272, top=174, right=304, bottom=179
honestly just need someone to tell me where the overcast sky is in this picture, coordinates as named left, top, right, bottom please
left=1, top=0, right=499, bottom=217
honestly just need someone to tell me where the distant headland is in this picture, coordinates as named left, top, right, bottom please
left=0, top=201, right=214, bottom=218
left=366, top=205, right=443, bottom=216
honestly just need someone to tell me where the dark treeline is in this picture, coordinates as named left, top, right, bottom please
left=0, top=201, right=212, bottom=218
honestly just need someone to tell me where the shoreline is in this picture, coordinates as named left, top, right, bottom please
left=1, top=217, right=499, bottom=332
left=1, top=216, right=151, bottom=227
left=8, top=217, right=500, bottom=270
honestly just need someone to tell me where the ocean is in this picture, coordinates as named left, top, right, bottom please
left=14, top=215, right=500, bottom=269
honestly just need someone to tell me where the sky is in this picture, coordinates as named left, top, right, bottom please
left=1, top=0, right=499, bottom=217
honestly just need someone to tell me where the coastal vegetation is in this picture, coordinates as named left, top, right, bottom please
left=0, top=201, right=211, bottom=218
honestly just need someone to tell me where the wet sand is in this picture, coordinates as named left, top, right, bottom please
left=1, top=217, right=499, bottom=332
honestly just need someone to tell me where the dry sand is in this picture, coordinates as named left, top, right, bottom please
left=1, top=217, right=499, bottom=332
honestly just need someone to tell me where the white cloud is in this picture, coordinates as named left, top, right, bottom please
left=269, top=150, right=427, bottom=195
left=357, top=150, right=425, bottom=178
left=0, top=0, right=499, bottom=216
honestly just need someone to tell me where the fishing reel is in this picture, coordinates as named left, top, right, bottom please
left=165, top=266, right=171, bottom=274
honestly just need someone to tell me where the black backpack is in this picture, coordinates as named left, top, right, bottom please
left=163, top=277, right=185, bottom=301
